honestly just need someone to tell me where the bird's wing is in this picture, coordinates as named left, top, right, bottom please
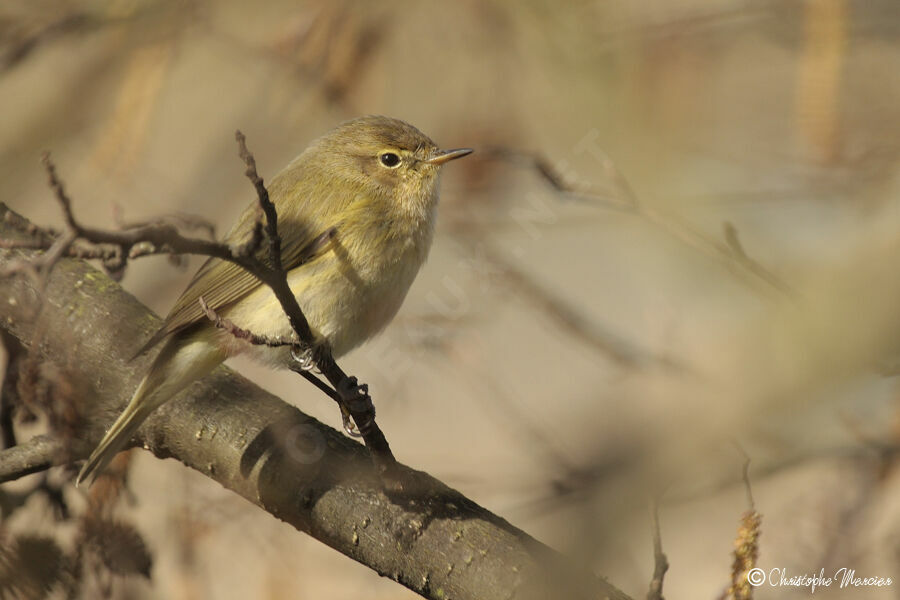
left=133, top=216, right=336, bottom=357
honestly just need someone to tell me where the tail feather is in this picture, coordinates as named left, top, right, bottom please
left=77, top=334, right=224, bottom=487
left=76, top=377, right=157, bottom=486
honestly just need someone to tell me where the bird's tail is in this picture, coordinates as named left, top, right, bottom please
left=76, top=334, right=224, bottom=486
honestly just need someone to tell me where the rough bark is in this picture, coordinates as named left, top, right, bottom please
left=0, top=203, right=631, bottom=600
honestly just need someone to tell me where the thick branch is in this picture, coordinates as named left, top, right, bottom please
left=0, top=203, right=631, bottom=600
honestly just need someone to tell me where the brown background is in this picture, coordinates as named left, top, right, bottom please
left=2, top=0, right=899, bottom=598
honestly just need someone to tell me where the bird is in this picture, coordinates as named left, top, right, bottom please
left=76, top=116, right=472, bottom=485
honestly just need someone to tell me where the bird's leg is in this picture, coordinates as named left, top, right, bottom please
left=290, top=345, right=361, bottom=436
left=301, top=346, right=402, bottom=491
left=289, top=344, right=317, bottom=372
left=335, top=376, right=404, bottom=492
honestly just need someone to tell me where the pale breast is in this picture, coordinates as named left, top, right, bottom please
left=218, top=224, right=431, bottom=367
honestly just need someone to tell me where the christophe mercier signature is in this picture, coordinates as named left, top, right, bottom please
left=747, top=567, right=893, bottom=592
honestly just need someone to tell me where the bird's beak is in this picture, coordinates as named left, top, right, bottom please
left=425, top=148, right=473, bottom=165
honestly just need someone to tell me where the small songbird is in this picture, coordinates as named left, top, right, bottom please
left=77, top=116, right=472, bottom=485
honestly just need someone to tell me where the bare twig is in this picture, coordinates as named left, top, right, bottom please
left=236, top=131, right=281, bottom=271
left=484, top=146, right=792, bottom=297
left=198, top=297, right=296, bottom=349
left=0, top=221, right=633, bottom=599
left=647, top=499, right=669, bottom=600
left=0, top=435, right=65, bottom=483
left=195, top=300, right=352, bottom=431
left=723, top=221, right=792, bottom=296
left=0, top=229, right=77, bottom=289
left=111, top=204, right=217, bottom=240
left=0, top=155, right=240, bottom=270
left=3, top=141, right=399, bottom=486
left=740, top=453, right=755, bottom=509
left=229, top=132, right=398, bottom=483
left=480, top=147, right=636, bottom=210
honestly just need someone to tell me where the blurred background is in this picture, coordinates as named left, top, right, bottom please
left=2, top=0, right=900, bottom=598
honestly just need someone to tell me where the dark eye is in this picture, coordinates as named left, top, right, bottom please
left=379, top=152, right=401, bottom=168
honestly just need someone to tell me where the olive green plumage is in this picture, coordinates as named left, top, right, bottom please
left=77, top=116, right=471, bottom=485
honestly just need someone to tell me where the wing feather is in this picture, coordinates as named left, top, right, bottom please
left=133, top=151, right=352, bottom=356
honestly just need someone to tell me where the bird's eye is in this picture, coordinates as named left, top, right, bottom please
left=379, top=152, right=401, bottom=168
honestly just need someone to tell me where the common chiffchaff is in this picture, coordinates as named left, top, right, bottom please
left=77, top=116, right=472, bottom=484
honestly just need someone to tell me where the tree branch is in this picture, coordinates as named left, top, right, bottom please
left=7, top=146, right=398, bottom=483
left=0, top=202, right=631, bottom=600
left=0, top=435, right=65, bottom=482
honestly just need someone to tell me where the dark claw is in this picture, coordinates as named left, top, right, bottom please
left=340, top=405, right=362, bottom=438
left=336, top=377, right=373, bottom=435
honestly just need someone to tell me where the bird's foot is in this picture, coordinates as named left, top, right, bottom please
left=340, top=404, right=362, bottom=438
left=290, top=344, right=316, bottom=371
left=336, top=376, right=372, bottom=438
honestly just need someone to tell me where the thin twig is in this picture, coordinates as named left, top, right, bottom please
left=198, top=297, right=297, bottom=349
left=196, top=295, right=356, bottom=435
left=647, top=499, right=669, bottom=600
left=734, top=442, right=755, bottom=509
left=485, top=146, right=792, bottom=297
left=0, top=434, right=65, bottom=483
left=4, top=142, right=400, bottom=487
left=480, top=146, right=635, bottom=210
left=722, top=447, right=761, bottom=600
left=230, top=132, right=396, bottom=480
left=112, top=204, right=217, bottom=240
left=236, top=131, right=281, bottom=271
left=741, top=455, right=755, bottom=509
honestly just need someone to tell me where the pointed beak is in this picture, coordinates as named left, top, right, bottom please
left=425, top=148, right=473, bottom=166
